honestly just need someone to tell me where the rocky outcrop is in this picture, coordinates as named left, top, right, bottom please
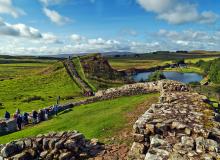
left=79, top=53, right=127, bottom=81
left=0, top=131, right=104, bottom=160
left=129, top=81, right=220, bottom=160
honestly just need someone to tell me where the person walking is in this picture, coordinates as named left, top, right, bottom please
left=4, top=111, right=10, bottom=120
left=16, top=114, right=22, bottom=130
left=44, top=108, right=49, bottom=120
left=38, top=109, right=45, bottom=122
left=56, top=96, right=60, bottom=105
left=13, top=113, right=18, bottom=120
left=16, top=108, right=20, bottom=114
left=23, top=112, right=29, bottom=125
left=54, top=105, right=58, bottom=116
left=32, top=110, right=38, bottom=124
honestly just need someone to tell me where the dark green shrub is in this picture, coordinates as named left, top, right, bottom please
left=188, top=81, right=200, bottom=86
left=22, top=95, right=44, bottom=103
left=173, top=59, right=185, bottom=65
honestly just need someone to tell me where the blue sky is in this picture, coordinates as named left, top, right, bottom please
left=0, top=0, right=219, bottom=55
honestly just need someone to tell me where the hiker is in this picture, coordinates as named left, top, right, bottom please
left=32, top=110, right=38, bottom=124
left=23, top=112, right=29, bottom=125
left=38, top=109, right=45, bottom=122
left=16, top=108, right=20, bottom=114
left=13, top=113, right=18, bottom=119
left=44, top=108, right=49, bottom=120
left=16, top=114, right=22, bottom=130
left=4, top=111, right=10, bottom=120
left=53, top=105, right=58, bottom=116
left=57, top=96, right=60, bottom=105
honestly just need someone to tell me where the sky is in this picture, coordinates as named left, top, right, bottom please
left=0, top=0, right=220, bottom=55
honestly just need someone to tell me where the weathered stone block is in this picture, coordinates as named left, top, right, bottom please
left=133, top=133, right=145, bottom=142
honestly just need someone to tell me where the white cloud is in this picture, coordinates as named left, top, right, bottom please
left=1, top=30, right=220, bottom=55
left=0, top=18, right=61, bottom=45
left=0, top=19, right=42, bottom=38
left=155, top=29, right=220, bottom=50
left=137, top=0, right=218, bottom=24
left=199, top=11, right=219, bottom=24
left=70, top=34, right=85, bottom=42
left=43, top=7, right=70, bottom=25
left=42, top=33, right=62, bottom=44
left=39, top=0, right=64, bottom=6
left=88, top=38, right=106, bottom=45
left=0, top=0, right=25, bottom=18
left=157, top=29, right=217, bottom=43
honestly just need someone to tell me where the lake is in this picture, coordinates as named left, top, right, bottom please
left=133, top=71, right=203, bottom=84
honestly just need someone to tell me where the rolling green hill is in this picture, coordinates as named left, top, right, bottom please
left=0, top=93, right=158, bottom=144
left=0, top=60, right=82, bottom=116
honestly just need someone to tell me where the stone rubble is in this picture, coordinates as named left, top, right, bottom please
left=129, top=80, right=220, bottom=160
left=0, top=131, right=104, bottom=160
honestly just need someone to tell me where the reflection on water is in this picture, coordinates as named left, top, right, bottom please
left=133, top=71, right=203, bottom=84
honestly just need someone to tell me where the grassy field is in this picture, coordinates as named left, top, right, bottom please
left=163, top=66, right=204, bottom=74
left=0, top=62, right=53, bottom=80
left=0, top=93, right=159, bottom=144
left=0, top=60, right=82, bottom=117
left=109, top=58, right=171, bottom=70
left=108, top=52, right=220, bottom=70
left=72, top=57, right=97, bottom=91
left=185, top=57, right=218, bottom=64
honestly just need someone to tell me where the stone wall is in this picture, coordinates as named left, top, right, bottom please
left=0, top=80, right=187, bottom=136
left=128, top=81, right=220, bottom=160
left=0, top=120, right=17, bottom=136
left=0, top=131, right=103, bottom=160
left=63, top=59, right=93, bottom=95
left=2, top=80, right=217, bottom=159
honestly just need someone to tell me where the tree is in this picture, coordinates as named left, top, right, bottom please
left=173, top=59, right=185, bottom=65
left=197, top=58, right=220, bottom=83
left=148, top=71, right=166, bottom=81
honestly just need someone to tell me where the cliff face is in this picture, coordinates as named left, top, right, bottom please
left=79, top=54, right=127, bottom=81
left=129, top=81, right=220, bottom=160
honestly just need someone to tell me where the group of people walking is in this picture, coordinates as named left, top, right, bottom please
left=4, top=105, right=59, bottom=131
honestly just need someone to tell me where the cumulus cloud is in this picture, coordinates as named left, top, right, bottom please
left=1, top=30, right=220, bottom=55
left=43, top=7, right=70, bottom=25
left=0, top=19, right=42, bottom=38
left=157, top=29, right=218, bottom=43
left=0, top=0, right=25, bottom=18
left=155, top=29, right=220, bottom=50
left=42, top=33, right=62, bottom=44
left=136, top=0, right=218, bottom=24
left=70, top=34, right=85, bottom=42
left=0, top=18, right=61, bottom=45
